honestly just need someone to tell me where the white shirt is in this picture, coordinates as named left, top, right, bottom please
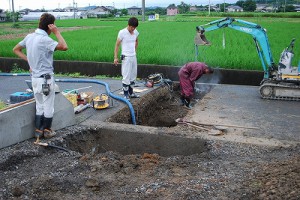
left=117, top=27, right=139, bottom=57
left=19, top=29, right=58, bottom=78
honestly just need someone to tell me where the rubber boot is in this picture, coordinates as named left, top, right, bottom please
left=43, top=117, right=56, bottom=139
left=123, top=84, right=130, bottom=100
left=34, top=115, right=44, bottom=138
left=129, top=85, right=139, bottom=98
left=180, top=96, right=185, bottom=106
left=184, top=98, right=192, bottom=109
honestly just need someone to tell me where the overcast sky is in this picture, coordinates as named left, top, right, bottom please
left=2, top=0, right=238, bottom=11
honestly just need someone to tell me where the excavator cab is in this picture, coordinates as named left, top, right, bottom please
left=278, top=39, right=295, bottom=75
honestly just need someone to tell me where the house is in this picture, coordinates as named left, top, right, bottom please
left=256, top=4, right=266, bottom=12
left=73, top=6, right=96, bottom=13
left=52, top=8, right=66, bottom=12
left=190, top=6, right=198, bottom=12
left=256, top=4, right=276, bottom=12
left=167, top=5, right=178, bottom=16
left=20, top=12, right=82, bottom=21
left=19, top=8, right=31, bottom=15
left=0, top=12, right=6, bottom=22
left=85, top=6, right=111, bottom=18
left=293, top=4, right=300, bottom=12
left=227, top=5, right=243, bottom=12
left=127, top=6, right=141, bottom=15
left=211, top=5, right=220, bottom=12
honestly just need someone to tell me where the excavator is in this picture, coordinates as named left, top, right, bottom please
left=194, top=17, right=300, bottom=101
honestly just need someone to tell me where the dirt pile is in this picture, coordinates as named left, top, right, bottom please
left=0, top=125, right=299, bottom=199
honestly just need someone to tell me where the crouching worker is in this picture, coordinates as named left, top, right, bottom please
left=13, top=13, right=68, bottom=139
left=178, top=62, right=214, bottom=109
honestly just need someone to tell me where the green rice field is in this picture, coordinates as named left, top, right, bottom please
left=0, top=16, right=299, bottom=71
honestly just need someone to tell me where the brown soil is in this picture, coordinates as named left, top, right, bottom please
left=0, top=86, right=299, bottom=199
left=108, top=85, right=189, bottom=127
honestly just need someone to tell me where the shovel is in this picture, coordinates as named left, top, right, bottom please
left=176, top=118, right=259, bottom=130
left=34, top=142, right=70, bottom=153
left=176, top=119, right=223, bottom=136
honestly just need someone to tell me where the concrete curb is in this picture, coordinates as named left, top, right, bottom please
left=0, top=57, right=263, bottom=86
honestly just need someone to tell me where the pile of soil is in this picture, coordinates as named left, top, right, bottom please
left=0, top=130, right=299, bottom=199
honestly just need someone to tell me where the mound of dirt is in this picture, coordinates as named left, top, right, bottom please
left=0, top=131, right=299, bottom=199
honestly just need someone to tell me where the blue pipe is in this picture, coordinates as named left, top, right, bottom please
left=0, top=73, right=136, bottom=125
left=0, top=73, right=31, bottom=76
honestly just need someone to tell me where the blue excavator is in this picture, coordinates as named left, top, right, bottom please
left=195, top=17, right=300, bottom=101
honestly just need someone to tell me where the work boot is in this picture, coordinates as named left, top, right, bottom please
left=129, top=85, right=139, bottom=98
left=185, top=104, right=192, bottom=110
left=34, top=129, right=43, bottom=138
left=34, top=115, right=44, bottom=138
left=180, top=96, right=185, bottom=106
left=124, top=94, right=130, bottom=101
left=44, top=129, right=56, bottom=139
left=184, top=98, right=192, bottom=109
left=43, top=117, right=56, bottom=139
left=130, top=93, right=140, bottom=98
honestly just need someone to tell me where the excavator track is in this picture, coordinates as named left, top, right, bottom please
left=259, top=81, right=300, bottom=101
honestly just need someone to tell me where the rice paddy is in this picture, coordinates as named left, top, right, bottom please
left=0, top=16, right=299, bottom=70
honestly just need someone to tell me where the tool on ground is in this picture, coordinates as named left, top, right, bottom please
left=63, top=86, right=92, bottom=94
left=34, top=141, right=70, bottom=153
left=176, top=118, right=259, bottom=130
left=145, top=79, right=154, bottom=87
left=175, top=118, right=223, bottom=135
left=93, top=94, right=110, bottom=109
left=195, top=17, right=300, bottom=100
left=147, top=73, right=163, bottom=84
left=2, top=98, right=35, bottom=112
left=74, top=103, right=90, bottom=114
left=145, top=73, right=174, bottom=93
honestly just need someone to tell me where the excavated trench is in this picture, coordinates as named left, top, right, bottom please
left=62, top=84, right=214, bottom=157
left=107, top=84, right=213, bottom=127
left=64, top=125, right=207, bottom=157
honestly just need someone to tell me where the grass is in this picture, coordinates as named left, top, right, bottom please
left=0, top=16, right=300, bottom=71
left=0, top=100, right=7, bottom=110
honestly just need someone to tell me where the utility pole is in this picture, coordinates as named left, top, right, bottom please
left=11, top=0, right=15, bottom=24
left=284, top=0, right=286, bottom=13
left=208, top=0, right=211, bottom=16
left=73, top=0, right=75, bottom=19
left=223, top=0, right=226, bottom=13
left=142, top=0, right=145, bottom=22
left=8, top=0, right=11, bottom=11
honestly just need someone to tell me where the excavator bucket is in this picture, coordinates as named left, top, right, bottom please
left=194, top=32, right=211, bottom=45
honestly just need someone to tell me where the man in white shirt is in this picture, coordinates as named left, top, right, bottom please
left=114, top=17, right=139, bottom=100
left=13, top=13, right=68, bottom=139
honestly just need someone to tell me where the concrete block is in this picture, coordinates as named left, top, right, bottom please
left=0, top=93, right=75, bottom=149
